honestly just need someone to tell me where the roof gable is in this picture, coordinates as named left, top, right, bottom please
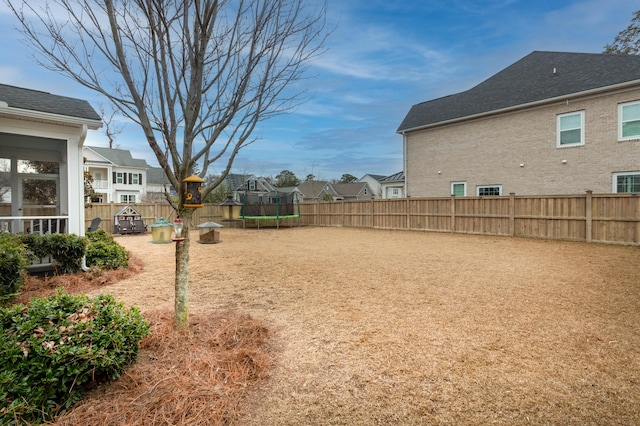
left=85, top=146, right=149, bottom=168
left=397, top=51, right=640, bottom=132
left=296, top=180, right=332, bottom=198
left=0, top=83, right=101, bottom=122
left=333, top=182, right=369, bottom=197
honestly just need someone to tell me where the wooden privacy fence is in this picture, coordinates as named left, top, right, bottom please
left=84, top=203, right=225, bottom=233
left=297, top=191, right=640, bottom=245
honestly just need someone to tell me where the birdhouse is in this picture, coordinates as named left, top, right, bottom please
left=183, top=174, right=205, bottom=208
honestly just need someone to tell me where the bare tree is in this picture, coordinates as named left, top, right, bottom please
left=98, top=105, right=125, bottom=149
left=7, top=0, right=328, bottom=327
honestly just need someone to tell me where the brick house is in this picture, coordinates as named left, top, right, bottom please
left=397, top=51, right=640, bottom=197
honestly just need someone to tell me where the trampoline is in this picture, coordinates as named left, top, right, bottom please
left=240, top=190, right=300, bottom=229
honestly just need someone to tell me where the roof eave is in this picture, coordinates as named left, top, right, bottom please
left=397, top=79, right=640, bottom=134
left=0, top=103, right=102, bottom=130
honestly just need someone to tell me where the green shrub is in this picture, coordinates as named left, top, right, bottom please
left=0, top=234, right=29, bottom=305
left=0, top=290, right=150, bottom=424
left=19, top=234, right=88, bottom=275
left=85, top=229, right=129, bottom=270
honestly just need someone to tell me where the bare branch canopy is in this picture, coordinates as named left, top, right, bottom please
left=6, top=0, right=328, bottom=327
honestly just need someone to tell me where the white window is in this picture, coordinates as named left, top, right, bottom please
left=392, top=188, right=399, bottom=196
left=116, top=172, right=124, bottom=184
left=477, top=185, right=502, bottom=196
left=120, top=194, right=136, bottom=203
left=613, top=172, right=640, bottom=193
left=619, top=101, right=640, bottom=140
left=451, top=182, right=466, bottom=196
left=557, top=111, right=584, bottom=147
left=131, top=174, right=140, bottom=185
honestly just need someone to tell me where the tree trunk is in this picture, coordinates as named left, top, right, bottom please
left=174, top=209, right=194, bottom=328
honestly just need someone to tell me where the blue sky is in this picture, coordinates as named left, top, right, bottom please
left=0, top=0, right=637, bottom=181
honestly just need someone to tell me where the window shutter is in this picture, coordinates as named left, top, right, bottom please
left=139, top=173, right=142, bottom=185
left=112, top=172, right=116, bottom=184
left=128, top=173, right=132, bottom=184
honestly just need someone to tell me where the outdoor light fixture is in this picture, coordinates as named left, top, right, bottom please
left=172, top=218, right=185, bottom=242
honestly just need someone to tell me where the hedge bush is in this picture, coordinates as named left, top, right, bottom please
left=0, top=234, right=29, bottom=305
left=0, top=290, right=150, bottom=424
left=19, top=233, right=88, bottom=275
left=85, top=229, right=129, bottom=270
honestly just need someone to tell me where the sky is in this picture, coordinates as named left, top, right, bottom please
left=0, top=0, right=638, bottom=181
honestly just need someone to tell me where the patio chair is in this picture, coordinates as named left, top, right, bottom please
left=87, top=217, right=102, bottom=232
left=133, top=219, right=147, bottom=234
left=117, top=219, right=135, bottom=234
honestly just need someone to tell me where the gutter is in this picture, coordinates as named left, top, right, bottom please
left=397, top=78, right=640, bottom=135
left=0, top=104, right=102, bottom=130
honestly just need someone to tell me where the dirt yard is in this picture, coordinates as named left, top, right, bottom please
left=88, top=226, right=638, bottom=425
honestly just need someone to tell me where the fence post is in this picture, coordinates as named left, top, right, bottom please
left=371, top=199, right=374, bottom=228
left=509, top=192, right=516, bottom=237
left=406, top=197, right=410, bottom=230
left=585, top=190, right=592, bottom=243
left=450, top=195, right=456, bottom=232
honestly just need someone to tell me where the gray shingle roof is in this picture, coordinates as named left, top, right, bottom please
left=333, top=182, right=369, bottom=197
left=397, top=51, right=640, bottom=133
left=146, top=167, right=169, bottom=185
left=0, top=83, right=101, bottom=121
left=86, top=146, right=149, bottom=168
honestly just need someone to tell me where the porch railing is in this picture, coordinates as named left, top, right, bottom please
left=0, top=216, right=69, bottom=235
left=0, top=215, right=70, bottom=273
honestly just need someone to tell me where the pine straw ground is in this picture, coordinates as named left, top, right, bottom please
left=20, top=226, right=640, bottom=425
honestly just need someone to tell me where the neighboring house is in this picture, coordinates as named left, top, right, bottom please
left=83, top=146, right=150, bottom=203
left=223, top=173, right=276, bottom=198
left=296, top=180, right=336, bottom=202
left=332, top=182, right=374, bottom=201
left=359, top=174, right=385, bottom=198
left=397, top=51, right=640, bottom=197
left=380, top=171, right=405, bottom=199
left=145, top=166, right=175, bottom=201
left=296, top=180, right=373, bottom=202
left=0, top=83, right=101, bottom=236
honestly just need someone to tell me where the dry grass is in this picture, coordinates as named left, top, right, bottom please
left=20, top=227, right=640, bottom=425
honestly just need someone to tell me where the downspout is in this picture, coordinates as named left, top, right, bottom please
left=402, top=132, right=408, bottom=197
left=79, top=124, right=91, bottom=272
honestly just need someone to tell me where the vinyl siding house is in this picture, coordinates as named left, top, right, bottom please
left=380, top=171, right=405, bottom=198
left=295, top=180, right=336, bottom=202
left=145, top=166, right=174, bottom=201
left=84, top=146, right=150, bottom=203
left=358, top=174, right=385, bottom=198
left=0, top=84, right=101, bottom=236
left=332, top=182, right=374, bottom=201
left=397, top=51, right=640, bottom=197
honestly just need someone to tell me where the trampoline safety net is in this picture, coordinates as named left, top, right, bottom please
left=240, top=191, right=299, bottom=218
